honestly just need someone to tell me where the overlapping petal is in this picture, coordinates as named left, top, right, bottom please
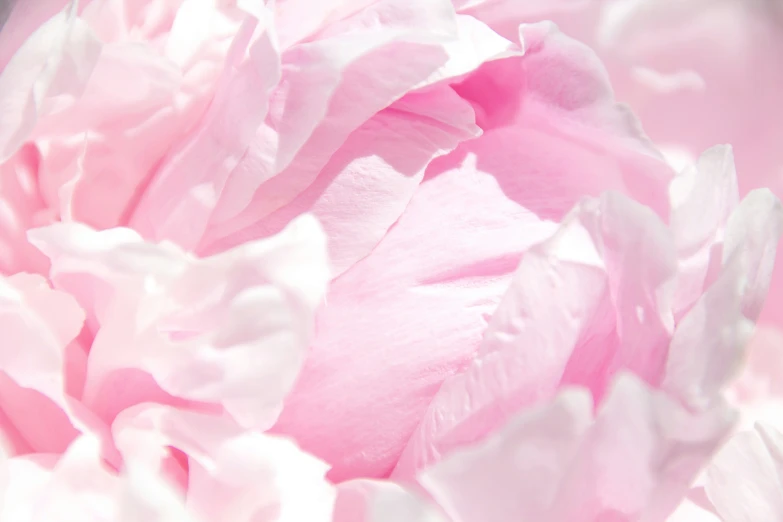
left=112, top=405, right=335, bottom=522
left=28, top=215, right=329, bottom=429
left=394, top=190, right=677, bottom=476
left=271, top=20, right=675, bottom=481
left=420, top=373, right=734, bottom=522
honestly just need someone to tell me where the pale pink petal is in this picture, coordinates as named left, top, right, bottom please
left=668, top=499, right=722, bottom=522
left=0, top=434, right=194, bottom=522
left=722, top=190, right=783, bottom=322
left=271, top=23, right=674, bottom=481
left=0, top=272, right=85, bottom=454
left=34, top=42, right=181, bottom=228
left=0, top=144, right=50, bottom=275
left=27, top=215, right=329, bottom=429
left=0, top=1, right=101, bottom=162
left=163, top=0, right=246, bottom=70
left=420, top=373, right=734, bottom=522
left=664, top=190, right=783, bottom=409
left=334, top=479, right=446, bottom=522
left=112, top=404, right=335, bottom=522
left=419, top=387, right=593, bottom=522
left=28, top=1, right=259, bottom=232
left=704, top=424, right=783, bottom=522
left=395, top=191, right=677, bottom=476
left=188, top=432, right=335, bottom=522
left=117, top=463, right=192, bottom=522
left=669, top=146, right=740, bottom=315
left=12, top=436, right=117, bottom=522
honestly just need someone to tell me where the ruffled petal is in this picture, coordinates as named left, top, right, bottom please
left=0, top=434, right=193, bottom=522
left=27, top=215, right=329, bottom=430
left=128, top=3, right=280, bottom=247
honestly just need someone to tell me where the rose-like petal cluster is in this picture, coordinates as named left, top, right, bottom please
left=0, top=1, right=780, bottom=521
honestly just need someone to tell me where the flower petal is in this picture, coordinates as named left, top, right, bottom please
left=420, top=373, right=734, bottom=522
left=129, top=3, right=280, bottom=247
left=0, top=272, right=85, bottom=454
left=664, top=189, right=783, bottom=409
left=704, top=424, right=783, bottom=522
left=0, top=1, right=101, bottom=162
left=112, top=404, right=335, bottom=522
left=669, top=145, right=740, bottom=315
left=28, top=215, right=329, bottom=429
left=334, top=479, right=446, bottom=522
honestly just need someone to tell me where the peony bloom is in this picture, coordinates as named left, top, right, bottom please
left=0, top=0, right=780, bottom=521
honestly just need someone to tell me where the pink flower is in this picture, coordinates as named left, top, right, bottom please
left=0, top=1, right=780, bottom=521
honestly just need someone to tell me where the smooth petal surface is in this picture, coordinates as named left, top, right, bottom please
left=28, top=215, right=329, bottom=429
